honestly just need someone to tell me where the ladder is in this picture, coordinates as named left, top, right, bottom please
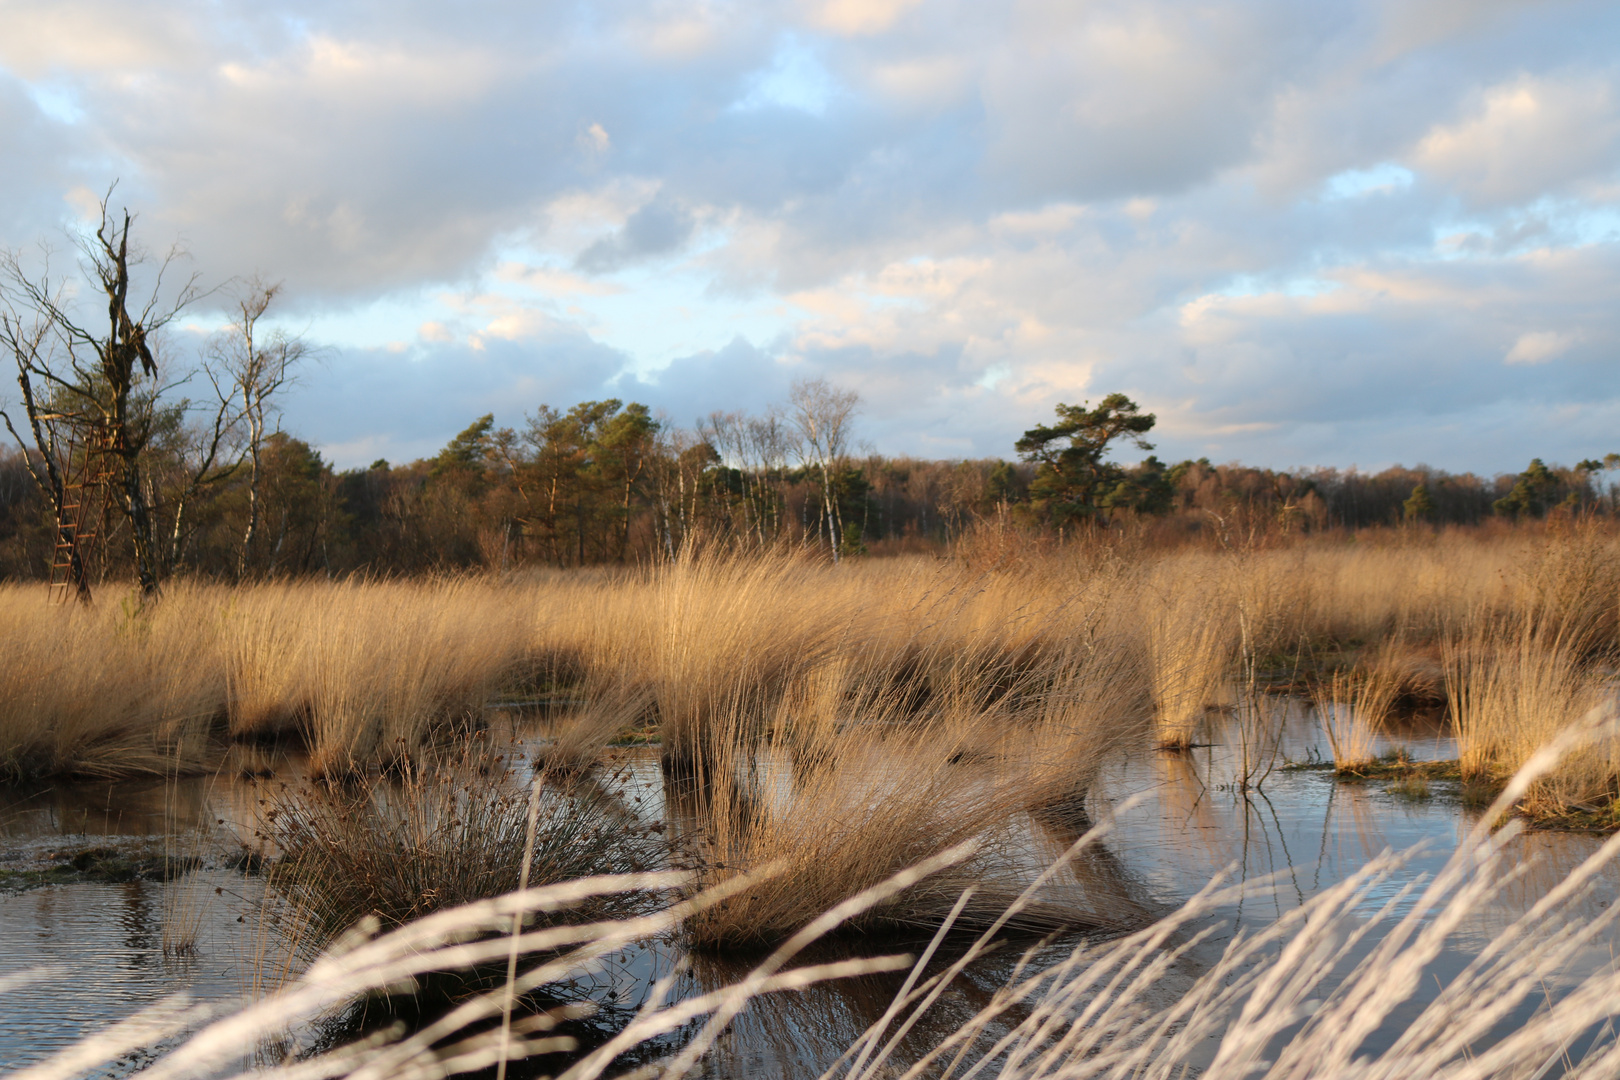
left=46, top=428, right=113, bottom=604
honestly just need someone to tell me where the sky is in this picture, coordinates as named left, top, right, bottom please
left=0, top=0, right=1617, bottom=474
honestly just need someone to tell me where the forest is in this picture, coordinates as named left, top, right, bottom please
left=0, top=390, right=1613, bottom=584
left=2, top=204, right=1613, bottom=589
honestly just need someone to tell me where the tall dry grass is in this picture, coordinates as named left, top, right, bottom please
left=1433, top=525, right=1620, bottom=815
left=1446, top=616, right=1616, bottom=814
left=1311, top=637, right=1407, bottom=772
left=0, top=584, right=222, bottom=780
left=4, top=522, right=1617, bottom=822
left=674, top=720, right=1105, bottom=949
left=1145, top=572, right=1234, bottom=749
left=223, top=578, right=534, bottom=775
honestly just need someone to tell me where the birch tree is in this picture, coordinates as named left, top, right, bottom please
left=787, top=377, right=859, bottom=562
left=208, top=279, right=305, bottom=578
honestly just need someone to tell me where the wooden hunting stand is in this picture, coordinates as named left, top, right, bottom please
left=42, top=415, right=117, bottom=604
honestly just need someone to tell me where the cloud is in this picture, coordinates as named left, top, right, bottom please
left=1413, top=74, right=1620, bottom=205
left=980, top=4, right=1296, bottom=201
left=1505, top=329, right=1578, bottom=365
left=616, top=336, right=795, bottom=423
left=807, top=0, right=925, bottom=37
left=575, top=196, right=697, bottom=273
left=0, top=0, right=1616, bottom=476
left=287, top=327, right=632, bottom=467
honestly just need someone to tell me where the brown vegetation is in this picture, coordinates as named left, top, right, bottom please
left=260, top=743, right=666, bottom=959
left=1, top=519, right=1616, bottom=828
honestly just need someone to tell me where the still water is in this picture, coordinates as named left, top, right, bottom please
left=1, top=709, right=1614, bottom=1076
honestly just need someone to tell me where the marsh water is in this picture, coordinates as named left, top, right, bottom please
left=3, top=707, right=1617, bottom=1077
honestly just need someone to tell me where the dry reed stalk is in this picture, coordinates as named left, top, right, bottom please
left=1146, top=578, right=1235, bottom=749
left=1445, top=614, right=1615, bottom=814
left=0, top=584, right=225, bottom=780
left=1312, top=639, right=1406, bottom=773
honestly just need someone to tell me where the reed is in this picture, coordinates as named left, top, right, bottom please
left=1445, top=613, right=1615, bottom=815
left=0, top=584, right=223, bottom=781
left=3, top=523, right=1618, bottom=814
left=535, top=675, right=655, bottom=776
left=673, top=636, right=1148, bottom=949
left=1146, top=574, right=1235, bottom=749
left=1311, top=637, right=1407, bottom=773
left=676, top=730, right=1068, bottom=949
left=292, top=580, right=532, bottom=775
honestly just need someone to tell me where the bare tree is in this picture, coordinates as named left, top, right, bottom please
left=207, top=279, right=306, bottom=578
left=0, top=308, right=87, bottom=596
left=787, top=377, right=859, bottom=562
left=0, top=192, right=204, bottom=597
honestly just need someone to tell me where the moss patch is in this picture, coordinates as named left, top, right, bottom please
left=0, top=842, right=262, bottom=894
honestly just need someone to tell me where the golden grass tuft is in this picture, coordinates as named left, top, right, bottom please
left=1445, top=613, right=1616, bottom=815
left=676, top=721, right=1095, bottom=950
left=0, top=584, right=222, bottom=781
left=1146, top=574, right=1235, bottom=749
left=1312, top=637, right=1407, bottom=773
left=535, top=675, right=655, bottom=776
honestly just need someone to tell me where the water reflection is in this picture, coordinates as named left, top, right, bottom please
left=1, top=706, right=1617, bottom=1077
left=0, top=742, right=304, bottom=845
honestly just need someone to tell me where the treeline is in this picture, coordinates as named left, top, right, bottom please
left=0, top=395, right=1614, bottom=581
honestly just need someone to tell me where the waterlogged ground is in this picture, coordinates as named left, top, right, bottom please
left=2, top=709, right=1617, bottom=1077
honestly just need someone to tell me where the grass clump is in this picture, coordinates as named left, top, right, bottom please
left=1445, top=614, right=1616, bottom=818
left=260, top=741, right=666, bottom=960
left=0, top=585, right=222, bottom=781
left=1146, top=573, right=1234, bottom=749
left=1386, top=773, right=1432, bottom=800
left=1310, top=637, right=1406, bottom=773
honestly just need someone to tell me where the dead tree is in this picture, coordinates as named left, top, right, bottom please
left=206, top=278, right=305, bottom=579
left=0, top=191, right=203, bottom=597
left=0, top=310, right=93, bottom=599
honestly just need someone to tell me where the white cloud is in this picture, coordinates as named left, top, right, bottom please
left=1413, top=74, right=1620, bottom=205
left=807, top=0, right=925, bottom=37
left=0, top=0, right=1617, bottom=473
left=1504, top=329, right=1577, bottom=365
